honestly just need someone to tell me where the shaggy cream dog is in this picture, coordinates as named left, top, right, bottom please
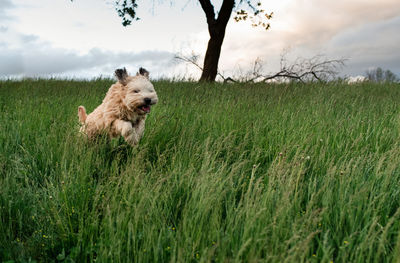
left=78, top=67, right=158, bottom=146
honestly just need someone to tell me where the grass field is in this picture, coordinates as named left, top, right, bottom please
left=1, top=79, right=400, bottom=262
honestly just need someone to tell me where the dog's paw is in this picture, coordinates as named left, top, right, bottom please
left=125, top=133, right=139, bottom=146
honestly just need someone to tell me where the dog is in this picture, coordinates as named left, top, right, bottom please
left=78, top=67, right=158, bottom=146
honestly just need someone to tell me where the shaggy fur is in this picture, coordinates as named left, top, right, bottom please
left=78, top=67, right=158, bottom=146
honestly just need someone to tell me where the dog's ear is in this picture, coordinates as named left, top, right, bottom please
left=137, top=67, right=149, bottom=79
left=115, top=68, right=129, bottom=85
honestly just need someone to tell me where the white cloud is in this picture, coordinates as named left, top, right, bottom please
left=0, top=0, right=14, bottom=21
left=0, top=31, right=177, bottom=78
left=210, top=0, right=400, bottom=77
left=279, top=0, right=400, bottom=46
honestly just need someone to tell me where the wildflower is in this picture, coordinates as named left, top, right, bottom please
left=306, top=156, right=311, bottom=160
left=196, top=253, right=200, bottom=259
left=49, top=195, right=53, bottom=199
left=343, top=240, right=349, bottom=245
left=167, top=246, right=171, bottom=250
left=312, top=254, right=316, bottom=257
left=172, top=227, right=176, bottom=231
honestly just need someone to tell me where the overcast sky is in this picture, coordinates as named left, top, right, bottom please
left=1, top=0, right=399, bottom=79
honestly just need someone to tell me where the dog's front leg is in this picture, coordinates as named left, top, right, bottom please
left=134, top=119, right=146, bottom=142
left=113, top=120, right=141, bottom=146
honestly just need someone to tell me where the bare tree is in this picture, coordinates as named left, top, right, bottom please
left=175, top=51, right=347, bottom=83
left=256, top=55, right=346, bottom=83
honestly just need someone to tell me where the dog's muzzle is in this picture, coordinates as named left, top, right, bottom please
left=138, top=97, right=155, bottom=114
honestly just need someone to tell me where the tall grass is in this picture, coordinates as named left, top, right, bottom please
left=1, top=79, right=400, bottom=262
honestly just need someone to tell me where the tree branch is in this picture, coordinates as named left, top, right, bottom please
left=174, top=52, right=228, bottom=81
left=258, top=55, right=346, bottom=83
left=198, top=0, right=216, bottom=24
left=216, top=0, right=235, bottom=27
left=176, top=50, right=346, bottom=84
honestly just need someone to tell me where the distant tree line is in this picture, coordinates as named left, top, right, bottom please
left=365, top=67, right=399, bottom=83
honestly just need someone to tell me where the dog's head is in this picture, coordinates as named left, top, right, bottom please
left=115, top=67, right=158, bottom=115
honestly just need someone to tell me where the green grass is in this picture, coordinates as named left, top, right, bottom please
left=1, top=79, right=400, bottom=262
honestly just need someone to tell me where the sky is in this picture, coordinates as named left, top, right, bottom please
left=0, top=0, right=399, bottom=80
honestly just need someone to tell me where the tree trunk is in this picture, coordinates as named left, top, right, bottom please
left=199, top=0, right=234, bottom=82
left=200, top=28, right=225, bottom=82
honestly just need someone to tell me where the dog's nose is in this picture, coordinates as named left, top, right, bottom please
left=144, top=98, right=151, bottom=105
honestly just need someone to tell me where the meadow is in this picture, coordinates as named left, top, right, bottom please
left=1, top=79, right=400, bottom=262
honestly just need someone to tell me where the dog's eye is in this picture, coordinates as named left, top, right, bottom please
left=133, top=90, right=140, bottom=93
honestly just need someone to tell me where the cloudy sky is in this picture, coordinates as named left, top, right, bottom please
left=1, top=0, right=399, bottom=79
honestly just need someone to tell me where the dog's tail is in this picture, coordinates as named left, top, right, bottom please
left=78, top=106, right=87, bottom=123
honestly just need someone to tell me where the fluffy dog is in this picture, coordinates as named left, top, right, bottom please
left=78, top=67, right=158, bottom=146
